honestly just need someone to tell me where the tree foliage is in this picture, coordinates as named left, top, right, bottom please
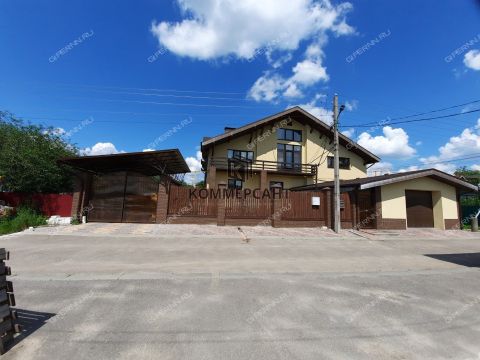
left=454, top=166, right=480, bottom=186
left=0, top=111, right=78, bottom=193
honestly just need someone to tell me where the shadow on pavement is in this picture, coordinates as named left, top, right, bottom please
left=6, top=309, right=55, bottom=352
left=425, top=252, right=480, bottom=267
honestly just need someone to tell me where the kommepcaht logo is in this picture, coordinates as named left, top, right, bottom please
left=227, top=158, right=253, bottom=181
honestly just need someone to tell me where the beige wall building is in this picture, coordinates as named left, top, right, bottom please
left=201, top=107, right=477, bottom=230
left=201, top=107, right=379, bottom=191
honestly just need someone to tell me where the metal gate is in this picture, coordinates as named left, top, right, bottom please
left=87, top=171, right=158, bottom=223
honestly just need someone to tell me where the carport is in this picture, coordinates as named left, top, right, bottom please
left=60, top=149, right=190, bottom=223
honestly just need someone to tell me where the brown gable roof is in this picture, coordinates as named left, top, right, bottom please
left=290, top=168, right=478, bottom=192
left=201, top=107, right=380, bottom=164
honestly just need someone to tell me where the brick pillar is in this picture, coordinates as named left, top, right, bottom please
left=217, top=182, right=226, bottom=226
left=374, top=187, right=383, bottom=229
left=324, top=188, right=332, bottom=229
left=156, top=181, right=169, bottom=224
left=271, top=195, right=282, bottom=228
left=206, top=165, right=216, bottom=189
left=260, top=170, right=268, bottom=191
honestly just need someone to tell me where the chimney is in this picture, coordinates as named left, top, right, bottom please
left=224, top=127, right=236, bottom=133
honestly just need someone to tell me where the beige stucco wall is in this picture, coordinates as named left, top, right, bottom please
left=215, top=170, right=310, bottom=189
left=380, top=177, right=458, bottom=229
left=206, top=118, right=368, bottom=186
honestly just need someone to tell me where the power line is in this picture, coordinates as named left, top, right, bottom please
left=88, top=89, right=252, bottom=101
left=343, top=108, right=480, bottom=128
left=340, top=99, right=480, bottom=127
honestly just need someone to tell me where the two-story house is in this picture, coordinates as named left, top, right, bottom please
left=201, top=107, right=380, bottom=190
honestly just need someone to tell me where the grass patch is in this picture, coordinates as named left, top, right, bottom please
left=0, top=207, right=47, bottom=235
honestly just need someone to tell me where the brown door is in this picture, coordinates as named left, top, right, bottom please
left=122, top=173, right=158, bottom=223
left=357, top=190, right=375, bottom=229
left=88, top=172, right=158, bottom=223
left=405, top=190, right=434, bottom=228
left=88, top=172, right=126, bottom=222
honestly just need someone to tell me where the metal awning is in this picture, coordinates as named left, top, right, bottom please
left=59, top=149, right=190, bottom=176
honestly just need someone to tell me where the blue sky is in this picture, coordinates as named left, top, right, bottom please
left=1, top=0, right=480, bottom=180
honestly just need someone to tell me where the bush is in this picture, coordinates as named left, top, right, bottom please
left=0, top=207, right=47, bottom=235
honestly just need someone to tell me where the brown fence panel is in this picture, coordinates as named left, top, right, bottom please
left=281, top=191, right=325, bottom=220
left=340, top=192, right=352, bottom=221
left=122, top=174, right=158, bottom=223
left=88, top=172, right=126, bottom=222
left=225, top=194, right=271, bottom=219
left=168, top=186, right=217, bottom=217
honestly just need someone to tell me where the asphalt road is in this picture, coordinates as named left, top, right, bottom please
left=1, top=230, right=480, bottom=360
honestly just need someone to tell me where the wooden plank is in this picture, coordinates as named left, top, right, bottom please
left=0, top=318, right=12, bottom=334
left=0, top=304, right=9, bottom=320
left=7, top=294, right=15, bottom=307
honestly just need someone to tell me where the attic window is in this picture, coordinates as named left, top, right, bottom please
left=277, top=129, right=302, bottom=142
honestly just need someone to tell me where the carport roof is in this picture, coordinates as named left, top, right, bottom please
left=59, top=149, right=190, bottom=175
left=291, top=168, right=478, bottom=192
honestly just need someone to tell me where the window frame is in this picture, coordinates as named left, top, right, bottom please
left=227, top=149, right=254, bottom=161
left=327, top=156, right=351, bottom=170
left=227, top=178, right=243, bottom=189
left=277, top=128, right=302, bottom=142
left=277, top=143, right=302, bottom=169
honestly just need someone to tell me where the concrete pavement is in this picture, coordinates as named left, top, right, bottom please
left=1, top=226, right=480, bottom=359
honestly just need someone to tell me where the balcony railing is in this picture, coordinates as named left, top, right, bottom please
left=207, top=157, right=317, bottom=176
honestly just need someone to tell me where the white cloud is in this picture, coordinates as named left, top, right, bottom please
left=248, top=36, right=334, bottom=102
left=43, top=127, right=66, bottom=136
left=418, top=119, right=480, bottom=173
left=143, top=148, right=155, bottom=152
left=341, top=128, right=355, bottom=138
left=471, top=164, right=480, bottom=171
left=290, top=94, right=332, bottom=124
left=184, top=151, right=204, bottom=185
left=82, top=142, right=123, bottom=156
left=398, top=165, right=420, bottom=173
left=357, top=126, right=416, bottom=158
left=367, top=162, right=393, bottom=176
left=151, top=0, right=354, bottom=61
left=345, top=100, right=358, bottom=111
left=464, top=49, right=480, bottom=71
left=185, top=151, right=203, bottom=172
left=248, top=73, right=285, bottom=102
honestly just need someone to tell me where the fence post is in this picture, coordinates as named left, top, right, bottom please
left=271, top=189, right=283, bottom=227
left=324, top=188, right=332, bottom=229
left=217, top=182, right=226, bottom=226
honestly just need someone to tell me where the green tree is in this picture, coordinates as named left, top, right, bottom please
left=454, top=166, right=480, bottom=186
left=0, top=111, right=78, bottom=193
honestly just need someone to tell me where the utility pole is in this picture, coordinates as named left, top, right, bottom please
left=333, top=94, right=341, bottom=233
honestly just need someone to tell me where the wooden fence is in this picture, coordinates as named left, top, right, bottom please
left=166, top=186, right=335, bottom=227
left=167, top=185, right=217, bottom=217
left=0, top=192, right=73, bottom=217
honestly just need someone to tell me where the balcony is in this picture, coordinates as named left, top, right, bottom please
left=207, top=157, right=317, bottom=176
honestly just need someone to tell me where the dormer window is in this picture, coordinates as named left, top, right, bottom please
left=277, top=128, right=302, bottom=142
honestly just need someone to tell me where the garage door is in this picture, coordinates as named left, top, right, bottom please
left=405, top=190, right=434, bottom=228
left=88, top=171, right=158, bottom=223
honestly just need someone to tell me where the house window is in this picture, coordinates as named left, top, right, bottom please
left=228, top=178, right=243, bottom=189
left=277, top=144, right=301, bottom=169
left=227, top=149, right=254, bottom=161
left=269, top=181, right=284, bottom=189
left=327, top=156, right=351, bottom=169
left=277, top=128, right=302, bottom=142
